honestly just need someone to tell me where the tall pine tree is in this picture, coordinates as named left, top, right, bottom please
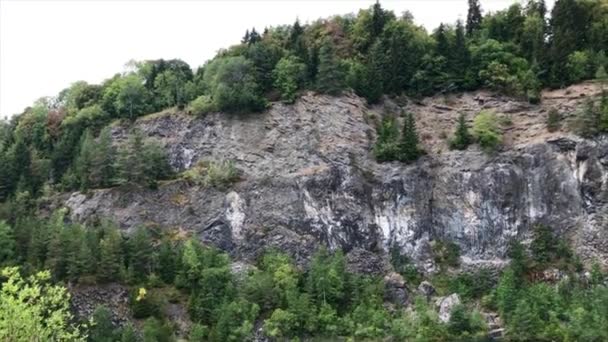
left=466, top=0, right=483, bottom=36
left=90, top=126, right=115, bottom=188
left=399, top=111, right=421, bottom=162
left=450, top=113, right=472, bottom=150
left=316, top=39, right=345, bottom=95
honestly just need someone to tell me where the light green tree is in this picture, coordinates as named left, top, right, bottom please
left=273, top=56, right=307, bottom=103
left=0, top=267, right=85, bottom=341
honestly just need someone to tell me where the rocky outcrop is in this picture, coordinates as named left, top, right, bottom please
left=61, top=83, right=608, bottom=273
left=435, top=293, right=461, bottom=323
left=70, top=284, right=131, bottom=325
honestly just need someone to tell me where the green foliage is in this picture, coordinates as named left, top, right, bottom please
left=571, top=98, right=601, bottom=137
left=306, top=248, right=346, bottom=307
left=130, top=287, right=164, bottom=319
left=316, top=39, right=346, bottom=95
left=449, top=113, right=472, bottom=150
left=89, top=306, right=116, bottom=342
left=373, top=116, right=400, bottom=162
left=116, top=130, right=171, bottom=187
left=115, top=74, right=150, bottom=120
left=182, top=160, right=239, bottom=189
left=120, top=324, right=138, bottom=342
left=0, top=267, right=85, bottom=341
left=432, top=240, right=461, bottom=268
left=211, top=298, right=259, bottom=341
left=203, top=56, right=266, bottom=113
left=142, top=317, right=173, bottom=342
left=472, top=110, right=502, bottom=152
left=188, top=95, right=215, bottom=116
left=547, top=107, right=562, bottom=132
left=496, top=266, right=519, bottom=317
left=0, top=221, right=16, bottom=265
left=566, top=50, right=592, bottom=83
left=97, top=225, right=124, bottom=283
left=273, top=56, right=307, bottom=103
left=374, top=112, right=421, bottom=163
left=127, top=227, right=154, bottom=283
left=399, top=111, right=421, bottom=162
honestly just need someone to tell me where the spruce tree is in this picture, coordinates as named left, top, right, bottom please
left=90, top=306, right=116, bottom=342
left=90, top=126, right=115, bottom=188
left=452, top=20, right=471, bottom=87
left=466, top=0, right=483, bottom=36
left=288, top=19, right=307, bottom=60
left=0, top=221, right=15, bottom=265
left=127, top=226, right=154, bottom=283
left=364, top=40, right=385, bottom=103
left=435, top=23, right=450, bottom=59
left=158, top=238, right=177, bottom=284
left=374, top=116, right=400, bottom=162
left=370, top=1, right=387, bottom=39
left=399, top=112, right=421, bottom=162
left=450, top=113, right=472, bottom=150
left=75, top=130, right=95, bottom=190
left=116, top=129, right=146, bottom=185
left=316, top=39, right=345, bottom=95
left=98, top=226, right=124, bottom=283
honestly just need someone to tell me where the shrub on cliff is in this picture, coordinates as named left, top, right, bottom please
left=472, top=110, right=502, bottom=152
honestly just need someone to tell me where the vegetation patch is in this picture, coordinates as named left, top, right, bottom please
left=182, top=160, right=240, bottom=189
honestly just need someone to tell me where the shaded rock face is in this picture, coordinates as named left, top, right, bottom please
left=63, top=87, right=608, bottom=272
left=70, top=284, right=131, bottom=326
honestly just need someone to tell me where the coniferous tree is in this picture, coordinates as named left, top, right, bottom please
left=127, top=226, right=154, bottom=283
left=98, top=226, right=124, bottom=283
left=75, top=130, right=95, bottom=190
left=452, top=20, right=471, bottom=87
left=89, top=306, right=116, bottom=342
left=120, top=324, right=138, bottom=342
left=116, top=130, right=146, bottom=185
left=158, top=238, right=178, bottom=284
left=374, top=116, right=400, bottom=162
left=0, top=148, right=10, bottom=200
left=466, top=0, right=483, bottom=36
left=241, top=29, right=250, bottom=44
left=316, top=39, right=345, bottom=95
left=90, top=126, right=115, bottom=188
left=435, top=23, right=450, bottom=59
left=549, top=0, right=587, bottom=86
left=0, top=221, right=15, bottom=265
left=65, top=225, right=87, bottom=281
left=450, top=113, right=472, bottom=150
left=399, top=112, right=421, bottom=162
left=370, top=1, right=388, bottom=39
left=364, top=40, right=385, bottom=103
left=288, top=19, right=307, bottom=61
left=6, top=138, right=31, bottom=194
left=248, top=28, right=261, bottom=45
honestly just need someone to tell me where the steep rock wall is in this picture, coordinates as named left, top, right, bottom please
left=63, top=84, right=608, bottom=272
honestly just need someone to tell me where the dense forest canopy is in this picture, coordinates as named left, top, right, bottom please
left=1, top=1, right=608, bottom=341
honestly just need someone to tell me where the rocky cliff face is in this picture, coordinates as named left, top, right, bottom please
left=63, top=82, right=608, bottom=273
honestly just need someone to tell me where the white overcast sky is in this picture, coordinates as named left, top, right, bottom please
left=0, top=0, right=552, bottom=118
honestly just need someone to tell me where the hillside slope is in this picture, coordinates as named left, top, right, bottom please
left=61, top=82, right=608, bottom=273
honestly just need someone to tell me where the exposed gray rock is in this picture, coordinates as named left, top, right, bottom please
left=70, top=283, right=130, bottom=326
left=435, top=293, right=461, bottom=323
left=384, top=272, right=408, bottom=306
left=417, top=281, right=436, bottom=298
left=59, top=85, right=608, bottom=274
